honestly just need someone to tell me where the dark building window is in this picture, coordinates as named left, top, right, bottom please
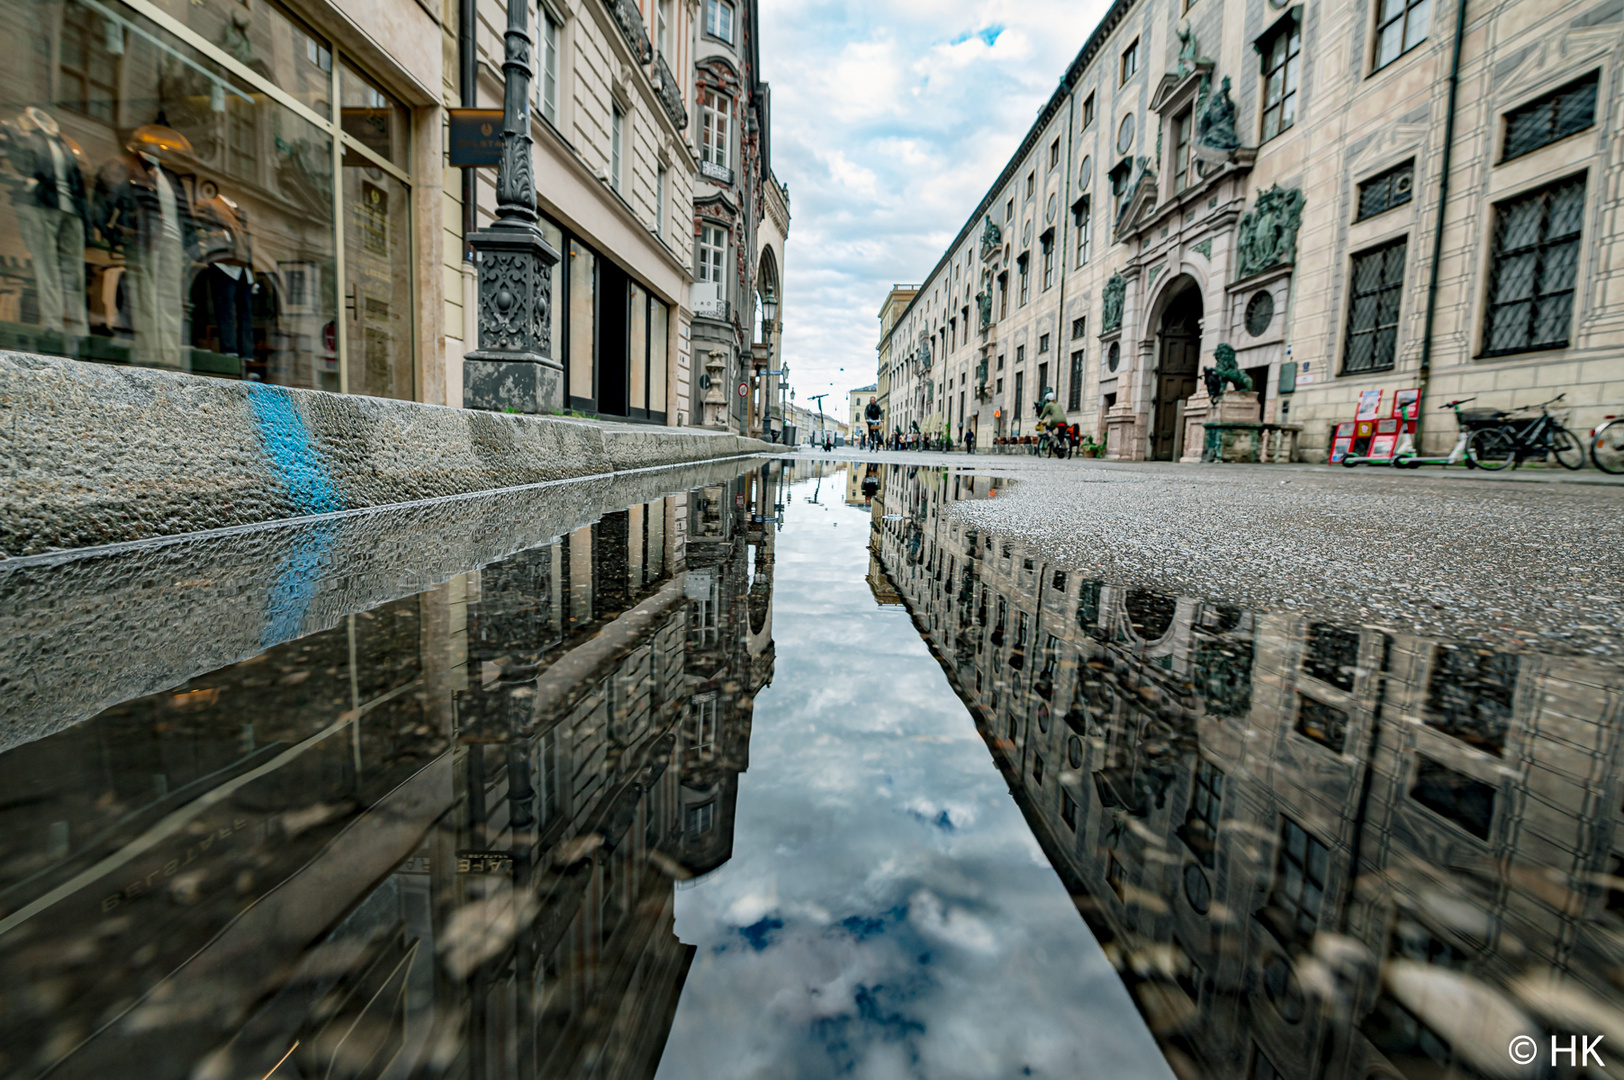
left=1503, top=71, right=1600, bottom=161
left=1062, top=788, right=1078, bottom=830
left=1181, top=758, right=1225, bottom=866
left=1484, top=175, right=1585, bottom=356
left=1356, top=160, right=1415, bottom=220
left=1068, top=350, right=1084, bottom=409
left=1343, top=238, right=1407, bottom=374
left=1107, top=852, right=1127, bottom=900
left=1109, top=158, right=1134, bottom=198
left=1121, top=38, right=1139, bottom=83
left=1374, top=0, right=1430, bottom=70
left=1304, top=623, right=1360, bottom=690
left=1266, top=817, right=1329, bottom=943
left=1296, top=695, right=1350, bottom=753
left=1260, top=16, right=1301, bottom=141
left=1411, top=756, right=1495, bottom=839
left=1424, top=646, right=1518, bottom=756
left=1072, top=316, right=1087, bottom=339
left=1033, top=753, right=1045, bottom=786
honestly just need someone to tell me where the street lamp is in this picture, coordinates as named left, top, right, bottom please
left=463, top=0, right=561, bottom=414
left=761, top=287, right=778, bottom=344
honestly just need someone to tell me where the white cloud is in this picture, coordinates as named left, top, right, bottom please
left=760, top=0, right=1113, bottom=409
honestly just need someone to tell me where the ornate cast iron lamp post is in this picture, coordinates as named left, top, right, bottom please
left=463, top=0, right=561, bottom=414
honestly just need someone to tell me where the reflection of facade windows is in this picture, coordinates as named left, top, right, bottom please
left=1061, top=788, right=1077, bottom=829
left=1424, top=645, right=1517, bottom=756
left=1303, top=623, right=1359, bottom=690
left=1296, top=693, right=1349, bottom=753
left=1107, top=851, right=1127, bottom=900
left=58, top=0, right=119, bottom=122
left=1266, top=817, right=1329, bottom=943
left=1181, top=758, right=1223, bottom=865
left=1410, top=755, right=1495, bottom=839
left=687, top=802, right=715, bottom=835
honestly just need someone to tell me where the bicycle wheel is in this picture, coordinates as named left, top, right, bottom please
left=1469, top=427, right=1516, bottom=470
left=1549, top=424, right=1585, bottom=470
left=1593, top=420, right=1624, bottom=474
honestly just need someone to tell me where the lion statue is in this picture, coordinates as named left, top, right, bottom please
left=1201, top=343, right=1253, bottom=399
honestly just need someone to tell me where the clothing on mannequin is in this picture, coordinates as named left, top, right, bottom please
left=193, top=187, right=255, bottom=358
left=1, top=107, right=91, bottom=343
left=93, top=125, right=194, bottom=369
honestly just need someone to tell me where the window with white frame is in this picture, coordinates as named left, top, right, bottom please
left=1374, top=0, right=1430, bottom=71
left=656, top=164, right=667, bottom=234
left=1260, top=17, right=1301, bottom=141
left=700, top=89, right=730, bottom=170
left=656, top=0, right=671, bottom=57
left=539, top=8, right=559, bottom=125
left=705, top=0, right=734, bottom=43
left=1074, top=196, right=1091, bottom=266
left=610, top=104, right=624, bottom=192
left=698, top=223, right=727, bottom=283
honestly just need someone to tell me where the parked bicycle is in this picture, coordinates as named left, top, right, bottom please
left=1592, top=414, right=1624, bottom=474
left=1466, top=393, right=1584, bottom=471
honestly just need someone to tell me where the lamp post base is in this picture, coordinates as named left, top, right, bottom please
left=464, top=357, right=562, bottom=414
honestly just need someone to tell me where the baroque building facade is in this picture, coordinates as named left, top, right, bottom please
left=880, top=0, right=1623, bottom=460
left=870, top=461, right=1624, bottom=1079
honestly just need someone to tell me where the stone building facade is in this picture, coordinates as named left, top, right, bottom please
left=874, top=284, right=917, bottom=438
left=880, top=0, right=1624, bottom=461
left=0, top=0, right=778, bottom=433
left=871, top=461, right=1624, bottom=1079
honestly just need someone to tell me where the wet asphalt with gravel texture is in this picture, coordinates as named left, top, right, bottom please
left=812, top=447, right=1624, bottom=659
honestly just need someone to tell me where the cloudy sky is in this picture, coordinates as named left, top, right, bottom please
left=761, top=0, right=1113, bottom=414
left=654, top=467, right=1173, bottom=1079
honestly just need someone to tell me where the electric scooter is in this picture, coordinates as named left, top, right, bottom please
left=1387, top=399, right=1494, bottom=470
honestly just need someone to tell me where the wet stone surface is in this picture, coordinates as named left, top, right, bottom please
left=0, top=457, right=1620, bottom=1079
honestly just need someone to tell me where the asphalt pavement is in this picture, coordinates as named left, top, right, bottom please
left=810, top=446, right=1624, bottom=659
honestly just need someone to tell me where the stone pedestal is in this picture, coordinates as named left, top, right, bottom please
left=702, top=349, right=728, bottom=428
left=1182, top=391, right=1260, bottom=462
left=1104, top=404, right=1144, bottom=461
left=463, top=223, right=563, bottom=414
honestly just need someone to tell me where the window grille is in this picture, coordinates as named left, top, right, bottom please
left=1343, top=238, right=1406, bottom=374
left=1260, top=17, right=1301, bottom=140
left=1071, top=317, right=1086, bottom=340
left=1503, top=71, right=1597, bottom=160
left=1484, top=175, right=1584, bottom=355
left=1355, top=160, right=1414, bottom=221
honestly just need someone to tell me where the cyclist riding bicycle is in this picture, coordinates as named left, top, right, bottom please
left=1035, top=390, right=1068, bottom=456
left=864, top=397, right=884, bottom=447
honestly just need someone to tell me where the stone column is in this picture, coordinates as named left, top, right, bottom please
left=703, top=350, right=728, bottom=428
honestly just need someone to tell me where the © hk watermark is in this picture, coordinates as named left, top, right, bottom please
left=1508, top=1034, right=1604, bottom=1068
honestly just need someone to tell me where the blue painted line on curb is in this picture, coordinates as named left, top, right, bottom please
left=247, top=383, right=343, bottom=516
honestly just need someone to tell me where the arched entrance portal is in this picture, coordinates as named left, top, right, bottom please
left=1151, top=279, right=1203, bottom=461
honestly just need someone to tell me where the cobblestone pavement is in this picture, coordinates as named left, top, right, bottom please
left=810, top=447, right=1624, bottom=659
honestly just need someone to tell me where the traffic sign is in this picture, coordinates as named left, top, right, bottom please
left=737, top=381, right=749, bottom=398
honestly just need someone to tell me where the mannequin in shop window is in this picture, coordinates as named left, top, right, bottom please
left=0, top=107, right=91, bottom=349
left=191, top=180, right=255, bottom=362
left=93, top=123, right=195, bottom=369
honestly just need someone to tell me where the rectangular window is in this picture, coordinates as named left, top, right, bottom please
left=1268, top=817, right=1329, bottom=942
left=1343, top=238, right=1406, bottom=374
left=610, top=105, right=625, bottom=192
left=1375, top=0, right=1431, bottom=70
left=1183, top=758, right=1225, bottom=865
left=698, top=223, right=726, bottom=283
left=1074, top=196, right=1092, bottom=266
left=1260, top=17, right=1301, bottom=141
left=1037, top=363, right=1049, bottom=403
left=1503, top=72, right=1599, bottom=160
left=1296, top=694, right=1350, bottom=753
left=1038, top=334, right=1050, bottom=354
left=1484, top=175, right=1585, bottom=355
left=1014, top=370, right=1025, bottom=422
left=59, top=0, right=119, bottom=122
left=998, top=273, right=1009, bottom=317
left=1026, top=171, right=1036, bottom=200
left=1424, top=645, right=1518, bottom=756
left=1006, top=198, right=1015, bottom=222
left=1049, top=137, right=1061, bottom=170
left=1107, top=852, right=1127, bottom=900
left=706, top=0, right=734, bottom=43
left=1071, top=317, right=1087, bottom=340
left=1041, top=233, right=1055, bottom=289
left=700, top=90, right=732, bottom=171
left=540, top=9, right=560, bottom=124
left=1032, top=753, right=1045, bottom=786
left=656, top=0, right=671, bottom=56
left=1016, top=345, right=1025, bottom=364
left=1061, top=789, right=1078, bottom=830
left=1356, top=160, right=1415, bottom=220
left=1173, top=110, right=1192, bottom=192
left=1109, top=159, right=1134, bottom=199
left=1018, top=254, right=1030, bottom=305
left=1082, top=92, right=1096, bottom=129
left=1068, top=350, right=1084, bottom=409
left=1411, top=756, right=1496, bottom=839
left=1121, top=39, right=1139, bottom=83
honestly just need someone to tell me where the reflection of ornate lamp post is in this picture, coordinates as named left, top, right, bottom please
left=463, top=0, right=561, bottom=414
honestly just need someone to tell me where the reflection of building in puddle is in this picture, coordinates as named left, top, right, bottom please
left=871, top=462, right=1624, bottom=1080
left=0, top=467, right=781, bottom=1079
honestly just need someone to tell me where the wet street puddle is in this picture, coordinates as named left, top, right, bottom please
left=1, top=459, right=1619, bottom=1079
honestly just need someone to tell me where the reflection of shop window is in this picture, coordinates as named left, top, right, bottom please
left=59, top=0, right=120, bottom=122
left=1295, top=693, right=1348, bottom=753
left=1410, top=755, right=1495, bottom=839
left=360, top=181, right=389, bottom=255
left=1423, top=645, right=1517, bottom=756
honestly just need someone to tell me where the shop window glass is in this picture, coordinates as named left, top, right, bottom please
left=156, top=0, right=334, bottom=119
left=650, top=298, right=668, bottom=419
left=343, top=166, right=412, bottom=399
left=628, top=278, right=647, bottom=411
left=340, top=61, right=410, bottom=170
left=567, top=239, right=595, bottom=406
left=538, top=216, right=564, bottom=382
left=0, top=0, right=341, bottom=388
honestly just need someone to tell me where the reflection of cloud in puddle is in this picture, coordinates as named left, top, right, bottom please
left=908, top=889, right=996, bottom=954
